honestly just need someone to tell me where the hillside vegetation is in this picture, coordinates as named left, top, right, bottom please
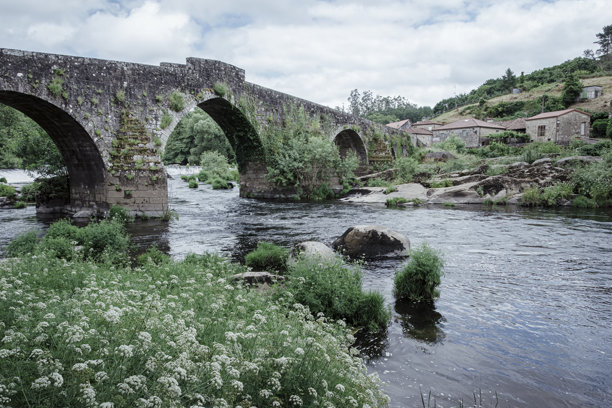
left=434, top=75, right=612, bottom=124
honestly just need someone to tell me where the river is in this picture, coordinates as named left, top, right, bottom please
left=1, top=168, right=611, bottom=407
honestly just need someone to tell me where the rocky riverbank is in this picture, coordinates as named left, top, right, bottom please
left=340, top=155, right=603, bottom=206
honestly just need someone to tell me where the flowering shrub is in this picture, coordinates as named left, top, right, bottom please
left=0, top=251, right=388, bottom=407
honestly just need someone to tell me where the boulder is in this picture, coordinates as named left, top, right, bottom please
left=555, top=155, right=603, bottom=166
left=332, top=225, right=410, bottom=259
left=531, top=157, right=552, bottom=166
left=73, top=209, right=96, bottom=219
left=290, top=241, right=336, bottom=262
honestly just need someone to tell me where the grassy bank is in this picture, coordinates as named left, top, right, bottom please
left=0, top=242, right=388, bottom=407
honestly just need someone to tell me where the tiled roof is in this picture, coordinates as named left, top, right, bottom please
left=526, top=108, right=592, bottom=121
left=434, top=118, right=506, bottom=131
left=405, top=126, right=432, bottom=135
left=500, top=118, right=526, bottom=130
left=413, top=119, right=442, bottom=126
left=386, top=119, right=411, bottom=129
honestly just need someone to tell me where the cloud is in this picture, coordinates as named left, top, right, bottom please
left=1, top=0, right=611, bottom=109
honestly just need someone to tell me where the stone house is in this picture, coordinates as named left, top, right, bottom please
left=406, top=126, right=434, bottom=147
left=525, top=108, right=591, bottom=144
left=581, top=86, right=602, bottom=99
left=500, top=118, right=527, bottom=133
left=432, top=118, right=506, bottom=148
left=386, top=118, right=412, bottom=131
left=412, top=119, right=442, bottom=131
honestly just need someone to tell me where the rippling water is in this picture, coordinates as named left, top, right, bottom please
left=1, top=169, right=611, bottom=407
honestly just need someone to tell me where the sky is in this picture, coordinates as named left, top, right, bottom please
left=1, top=0, right=611, bottom=109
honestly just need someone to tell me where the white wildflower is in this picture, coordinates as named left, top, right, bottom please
left=289, top=395, right=303, bottom=406
left=79, top=383, right=97, bottom=407
left=294, top=347, right=305, bottom=356
left=94, top=371, right=109, bottom=383
left=31, top=376, right=51, bottom=390
left=117, top=382, right=134, bottom=395
left=72, top=362, right=89, bottom=372
left=225, top=331, right=238, bottom=341
left=334, top=384, right=345, bottom=393
left=259, top=389, right=272, bottom=398
left=157, top=376, right=181, bottom=398
left=100, top=402, right=115, bottom=408
left=103, top=306, right=123, bottom=324
left=231, top=380, right=244, bottom=392
left=115, top=344, right=134, bottom=358
left=49, top=372, right=64, bottom=387
left=308, top=387, right=318, bottom=397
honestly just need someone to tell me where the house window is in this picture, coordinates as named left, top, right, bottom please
left=537, top=125, right=546, bottom=137
left=461, top=130, right=467, bottom=138
left=580, top=122, right=586, bottom=136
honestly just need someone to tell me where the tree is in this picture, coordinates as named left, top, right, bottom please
left=163, top=109, right=234, bottom=165
left=594, top=24, right=612, bottom=56
left=561, top=73, right=583, bottom=108
left=502, top=68, right=517, bottom=91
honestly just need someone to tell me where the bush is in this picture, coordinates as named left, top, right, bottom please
left=19, top=182, right=39, bottom=202
left=108, top=205, right=133, bottom=223
left=44, top=218, right=79, bottom=241
left=40, top=236, right=76, bottom=260
left=210, top=177, right=231, bottom=189
left=5, top=230, right=39, bottom=257
left=578, top=140, right=612, bottom=156
left=572, top=152, right=612, bottom=203
left=541, top=182, right=574, bottom=206
left=520, top=187, right=543, bottom=206
left=395, top=157, right=419, bottom=183
left=0, top=177, right=6, bottom=183
left=13, top=200, right=26, bottom=208
left=285, top=258, right=390, bottom=332
left=168, top=90, right=185, bottom=112
left=592, top=119, right=610, bottom=138
left=436, top=135, right=466, bottom=153
left=136, top=246, right=170, bottom=266
left=572, top=195, right=598, bottom=208
left=188, top=179, right=198, bottom=188
left=245, top=241, right=289, bottom=273
left=77, top=220, right=129, bottom=265
left=393, top=244, right=444, bottom=302
left=0, top=183, right=17, bottom=199
left=521, top=142, right=563, bottom=163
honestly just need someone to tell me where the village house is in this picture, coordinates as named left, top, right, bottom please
left=412, top=119, right=442, bottom=131
left=432, top=118, right=506, bottom=148
left=525, top=108, right=591, bottom=144
left=499, top=118, right=527, bottom=133
left=581, top=85, right=602, bottom=100
left=405, top=126, right=434, bottom=147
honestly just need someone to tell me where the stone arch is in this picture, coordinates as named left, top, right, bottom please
left=333, top=128, right=368, bottom=174
left=0, top=90, right=107, bottom=210
left=197, top=97, right=265, bottom=173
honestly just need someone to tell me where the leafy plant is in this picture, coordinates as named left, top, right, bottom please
left=168, top=91, right=185, bottom=112
left=47, top=77, right=64, bottom=98
left=136, top=246, right=170, bottom=266
left=188, top=179, right=198, bottom=188
left=394, top=243, right=444, bottom=302
left=213, top=82, right=228, bottom=97
left=160, top=111, right=172, bottom=130
left=5, top=230, right=39, bottom=257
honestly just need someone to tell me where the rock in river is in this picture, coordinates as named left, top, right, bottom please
left=332, top=225, right=410, bottom=259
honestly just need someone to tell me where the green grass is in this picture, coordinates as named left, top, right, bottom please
left=386, top=197, right=408, bottom=208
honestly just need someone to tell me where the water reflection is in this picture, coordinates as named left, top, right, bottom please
left=395, top=300, right=446, bottom=344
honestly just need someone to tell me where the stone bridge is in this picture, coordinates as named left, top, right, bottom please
left=0, top=48, right=409, bottom=216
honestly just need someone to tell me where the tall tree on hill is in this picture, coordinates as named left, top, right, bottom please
left=502, top=68, right=517, bottom=91
left=594, top=24, right=612, bottom=56
left=561, top=73, right=583, bottom=108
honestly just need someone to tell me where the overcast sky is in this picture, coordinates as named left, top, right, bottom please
left=1, top=0, right=610, bottom=109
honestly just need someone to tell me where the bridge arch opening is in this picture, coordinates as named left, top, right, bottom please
left=0, top=91, right=106, bottom=211
left=333, top=129, right=368, bottom=175
left=197, top=97, right=264, bottom=174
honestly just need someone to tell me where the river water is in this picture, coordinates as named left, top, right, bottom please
left=1, top=168, right=611, bottom=407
